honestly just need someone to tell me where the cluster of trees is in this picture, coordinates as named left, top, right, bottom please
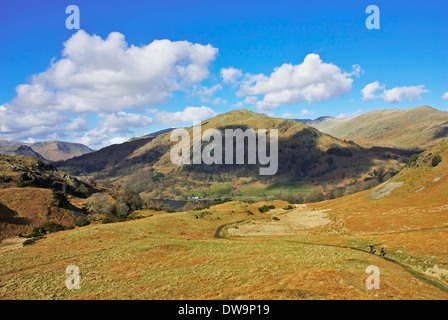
left=86, top=190, right=143, bottom=222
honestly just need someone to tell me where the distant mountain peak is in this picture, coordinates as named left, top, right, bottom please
left=0, top=140, right=92, bottom=162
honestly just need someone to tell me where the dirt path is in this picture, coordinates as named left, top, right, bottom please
left=214, top=206, right=448, bottom=295
left=285, top=240, right=448, bottom=295
left=225, top=205, right=335, bottom=237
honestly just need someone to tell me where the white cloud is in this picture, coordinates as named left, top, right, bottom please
left=75, top=128, right=109, bottom=149
left=211, top=97, right=227, bottom=105
left=362, top=82, right=428, bottom=103
left=0, top=30, right=219, bottom=147
left=282, top=113, right=294, bottom=118
left=8, top=30, right=218, bottom=113
left=0, top=104, right=70, bottom=141
left=220, top=67, right=243, bottom=85
left=66, top=116, right=89, bottom=132
left=351, top=64, right=362, bottom=78
left=382, top=85, right=428, bottom=103
left=231, top=101, right=244, bottom=108
left=301, top=109, right=311, bottom=116
left=238, top=54, right=357, bottom=111
left=255, top=101, right=280, bottom=112
left=361, top=81, right=384, bottom=101
left=442, top=92, right=448, bottom=100
left=281, top=109, right=313, bottom=119
left=74, top=111, right=153, bottom=149
left=243, top=96, right=258, bottom=105
left=109, top=136, right=129, bottom=145
left=99, top=112, right=153, bottom=134
left=155, top=106, right=216, bottom=125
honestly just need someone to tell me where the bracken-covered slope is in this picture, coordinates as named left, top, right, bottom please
left=312, top=137, right=448, bottom=233
left=0, top=155, right=96, bottom=240
left=307, top=106, right=448, bottom=150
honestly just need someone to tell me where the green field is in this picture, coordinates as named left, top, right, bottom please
left=183, top=181, right=311, bottom=199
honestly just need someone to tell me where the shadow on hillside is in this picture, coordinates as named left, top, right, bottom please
left=55, top=136, right=155, bottom=175
left=0, top=204, right=29, bottom=225
left=179, top=127, right=416, bottom=188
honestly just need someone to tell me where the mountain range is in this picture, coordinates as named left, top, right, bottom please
left=297, top=106, right=448, bottom=150
left=57, top=109, right=416, bottom=199
left=0, top=140, right=93, bottom=162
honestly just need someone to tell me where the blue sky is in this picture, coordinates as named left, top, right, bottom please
left=0, top=0, right=447, bottom=148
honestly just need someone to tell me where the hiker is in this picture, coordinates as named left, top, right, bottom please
left=369, top=244, right=376, bottom=254
left=380, top=246, right=386, bottom=257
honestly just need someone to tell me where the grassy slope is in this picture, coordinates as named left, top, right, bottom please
left=1, top=140, right=447, bottom=300
left=1, top=198, right=447, bottom=299
left=310, top=139, right=448, bottom=286
left=310, top=106, right=448, bottom=149
left=0, top=188, right=75, bottom=241
left=0, top=155, right=94, bottom=240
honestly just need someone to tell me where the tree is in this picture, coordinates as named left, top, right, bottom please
left=120, top=191, right=143, bottom=211
left=86, top=193, right=114, bottom=219
left=116, top=201, right=130, bottom=218
left=53, top=191, right=69, bottom=209
left=432, top=155, right=442, bottom=167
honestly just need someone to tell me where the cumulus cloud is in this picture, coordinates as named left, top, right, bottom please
left=231, top=101, right=244, bottom=108
left=155, top=106, right=216, bottom=125
left=0, top=104, right=73, bottom=141
left=220, top=67, right=243, bottom=85
left=74, top=111, right=153, bottom=149
left=75, top=128, right=111, bottom=149
left=255, top=101, right=280, bottom=112
left=99, top=112, right=153, bottom=134
left=281, top=109, right=313, bottom=119
left=0, top=30, right=219, bottom=147
left=211, top=97, right=227, bottom=105
left=361, top=81, right=384, bottom=101
left=281, top=113, right=294, bottom=118
left=7, top=30, right=218, bottom=113
left=237, top=54, right=357, bottom=111
left=66, top=115, right=89, bottom=132
left=243, top=96, right=258, bottom=105
left=442, top=92, right=448, bottom=100
left=362, top=82, right=428, bottom=103
left=192, top=84, right=222, bottom=102
left=301, top=109, right=311, bottom=116
left=108, top=136, right=129, bottom=145
left=382, top=85, right=428, bottom=103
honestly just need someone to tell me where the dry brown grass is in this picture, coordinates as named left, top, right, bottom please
left=1, top=198, right=447, bottom=300
left=1, top=140, right=447, bottom=300
left=0, top=187, right=74, bottom=240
